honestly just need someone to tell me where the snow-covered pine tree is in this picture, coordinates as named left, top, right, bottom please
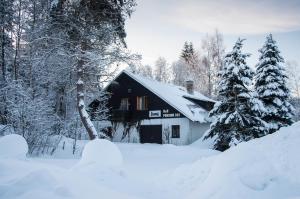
left=254, top=34, right=294, bottom=133
left=205, top=38, right=265, bottom=151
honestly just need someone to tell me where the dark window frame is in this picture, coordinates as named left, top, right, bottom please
left=136, top=96, right=148, bottom=110
left=120, top=98, right=130, bottom=110
left=171, top=125, right=180, bottom=138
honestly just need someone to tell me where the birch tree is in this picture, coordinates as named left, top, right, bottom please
left=154, top=57, right=170, bottom=83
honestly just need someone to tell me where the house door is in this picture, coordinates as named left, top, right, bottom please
left=140, top=125, right=162, bottom=144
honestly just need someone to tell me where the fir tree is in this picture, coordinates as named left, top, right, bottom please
left=205, top=39, right=265, bottom=151
left=181, top=41, right=190, bottom=62
left=188, top=42, right=195, bottom=58
left=254, top=34, right=294, bottom=134
left=181, top=41, right=195, bottom=64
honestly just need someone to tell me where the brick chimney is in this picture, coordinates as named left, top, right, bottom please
left=185, top=80, right=194, bottom=95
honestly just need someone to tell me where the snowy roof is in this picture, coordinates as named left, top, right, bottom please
left=107, top=69, right=215, bottom=122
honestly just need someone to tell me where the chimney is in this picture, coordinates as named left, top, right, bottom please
left=185, top=80, right=194, bottom=95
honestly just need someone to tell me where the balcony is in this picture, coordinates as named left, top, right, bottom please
left=110, top=109, right=149, bottom=122
left=110, top=109, right=133, bottom=122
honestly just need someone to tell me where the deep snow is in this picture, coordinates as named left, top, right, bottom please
left=0, top=134, right=28, bottom=159
left=1, top=122, right=300, bottom=199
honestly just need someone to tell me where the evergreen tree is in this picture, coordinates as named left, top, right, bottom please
left=181, top=41, right=195, bottom=64
left=205, top=39, right=265, bottom=151
left=254, top=34, right=294, bottom=133
left=188, top=42, right=195, bottom=58
left=181, top=41, right=190, bottom=62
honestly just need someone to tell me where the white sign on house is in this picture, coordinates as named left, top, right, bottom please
left=149, top=110, right=161, bottom=118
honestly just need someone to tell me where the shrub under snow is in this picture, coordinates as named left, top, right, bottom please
left=78, top=138, right=123, bottom=168
left=0, top=134, right=28, bottom=159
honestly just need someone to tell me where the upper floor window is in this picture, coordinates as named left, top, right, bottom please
left=137, top=96, right=148, bottom=110
left=120, top=98, right=130, bottom=110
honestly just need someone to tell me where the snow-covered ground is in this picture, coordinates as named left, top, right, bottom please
left=1, top=122, right=300, bottom=199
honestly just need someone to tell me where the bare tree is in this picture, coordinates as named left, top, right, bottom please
left=163, top=126, right=171, bottom=144
left=48, top=0, right=136, bottom=140
left=286, top=61, right=300, bottom=121
left=201, top=30, right=225, bottom=97
left=154, top=57, right=170, bottom=83
left=286, top=61, right=300, bottom=98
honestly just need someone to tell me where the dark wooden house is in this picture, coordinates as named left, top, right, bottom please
left=92, top=69, right=215, bottom=145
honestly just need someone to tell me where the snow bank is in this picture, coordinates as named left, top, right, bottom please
left=0, top=158, right=138, bottom=199
left=77, top=138, right=123, bottom=169
left=49, top=136, right=87, bottom=158
left=0, top=138, right=138, bottom=199
left=190, top=132, right=216, bottom=149
left=158, top=122, right=300, bottom=199
left=0, top=134, right=28, bottom=159
left=0, top=168, right=64, bottom=199
left=1, top=123, right=300, bottom=199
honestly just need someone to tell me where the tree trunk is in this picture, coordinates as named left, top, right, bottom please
left=208, top=66, right=212, bottom=97
left=1, top=27, right=5, bottom=81
left=29, top=0, right=36, bottom=93
left=13, top=0, right=22, bottom=80
left=76, top=46, right=98, bottom=140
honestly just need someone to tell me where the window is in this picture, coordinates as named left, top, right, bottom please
left=120, top=98, right=129, bottom=110
left=172, top=125, right=180, bottom=138
left=136, top=96, right=148, bottom=110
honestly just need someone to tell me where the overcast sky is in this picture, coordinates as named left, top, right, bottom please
left=124, top=0, right=300, bottom=67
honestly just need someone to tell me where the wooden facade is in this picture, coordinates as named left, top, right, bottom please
left=90, top=70, right=215, bottom=145
left=106, top=72, right=185, bottom=122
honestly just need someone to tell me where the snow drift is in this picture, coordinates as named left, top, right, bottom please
left=158, top=121, right=300, bottom=199
left=0, top=138, right=136, bottom=199
left=1, top=123, right=300, bottom=199
left=79, top=138, right=123, bottom=168
left=0, top=134, right=28, bottom=159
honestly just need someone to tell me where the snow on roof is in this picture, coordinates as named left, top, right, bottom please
left=112, top=69, right=215, bottom=122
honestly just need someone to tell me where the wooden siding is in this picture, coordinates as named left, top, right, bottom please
left=106, top=73, right=184, bottom=122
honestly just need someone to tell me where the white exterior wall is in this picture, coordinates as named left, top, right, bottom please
left=94, top=118, right=211, bottom=145
left=188, top=121, right=211, bottom=144
left=141, top=118, right=190, bottom=145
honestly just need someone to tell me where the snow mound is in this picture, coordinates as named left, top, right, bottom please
left=0, top=168, right=66, bottom=199
left=0, top=134, right=28, bottom=159
left=158, top=122, right=300, bottom=199
left=190, top=133, right=216, bottom=149
left=79, top=139, right=123, bottom=168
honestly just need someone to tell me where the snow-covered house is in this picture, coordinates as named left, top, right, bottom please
left=91, top=69, right=215, bottom=145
